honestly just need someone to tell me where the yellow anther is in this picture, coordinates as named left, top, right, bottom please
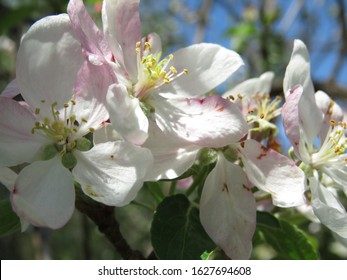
left=136, top=47, right=140, bottom=54
left=164, top=78, right=170, bottom=84
left=64, top=103, right=69, bottom=108
left=35, top=108, right=40, bottom=115
left=168, top=54, right=174, bottom=60
left=136, top=41, right=141, bottom=48
left=183, top=69, right=189, bottom=75
left=248, top=109, right=254, bottom=113
left=70, top=99, right=76, bottom=105
left=260, top=113, right=265, bottom=119
left=330, top=119, right=336, bottom=128
left=89, top=128, right=95, bottom=133
left=35, top=121, right=40, bottom=128
left=81, top=118, right=88, bottom=123
left=237, top=93, right=243, bottom=100
left=170, top=66, right=178, bottom=75
left=144, top=42, right=151, bottom=51
left=141, top=57, right=147, bottom=64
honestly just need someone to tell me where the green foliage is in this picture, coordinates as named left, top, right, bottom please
left=256, top=211, right=319, bottom=260
left=0, top=198, right=21, bottom=237
left=151, top=194, right=215, bottom=259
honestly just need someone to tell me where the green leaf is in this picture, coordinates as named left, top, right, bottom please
left=256, top=211, right=281, bottom=229
left=0, top=199, right=21, bottom=237
left=151, top=194, right=215, bottom=259
left=257, top=212, right=319, bottom=260
left=227, top=22, right=257, bottom=37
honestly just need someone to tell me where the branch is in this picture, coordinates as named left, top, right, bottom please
left=75, top=189, right=145, bottom=260
left=194, top=0, right=213, bottom=43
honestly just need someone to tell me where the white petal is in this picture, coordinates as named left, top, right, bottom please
left=73, top=141, right=153, bottom=207
left=93, top=123, right=123, bottom=144
left=1, top=80, right=20, bottom=98
left=72, top=61, right=113, bottom=136
left=11, top=157, right=75, bottom=229
left=143, top=121, right=199, bottom=181
left=151, top=94, right=248, bottom=147
left=102, top=0, right=141, bottom=79
left=239, top=139, right=306, bottom=207
left=200, top=153, right=256, bottom=259
left=160, top=43, right=244, bottom=97
left=106, top=83, right=148, bottom=145
left=310, top=173, right=347, bottom=238
left=16, top=14, right=83, bottom=116
left=283, top=39, right=315, bottom=97
left=0, top=167, right=17, bottom=191
left=0, top=97, right=50, bottom=167
left=142, top=33, right=162, bottom=57
left=222, top=71, right=274, bottom=99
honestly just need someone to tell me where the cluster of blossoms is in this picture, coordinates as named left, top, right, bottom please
left=0, top=0, right=346, bottom=259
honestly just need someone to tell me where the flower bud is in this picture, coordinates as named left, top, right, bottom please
left=199, top=148, right=218, bottom=166
left=76, top=137, right=92, bottom=151
left=43, top=144, right=58, bottom=160
left=61, top=152, right=77, bottom=169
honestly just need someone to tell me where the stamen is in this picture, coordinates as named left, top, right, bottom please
left=35, top=108, right=40, bottom=115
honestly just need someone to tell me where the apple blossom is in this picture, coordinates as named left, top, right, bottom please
left=282, top=39, right=347, bottom=242
left=0, top=14, right=153, bottom=229
left=67, top=0, right=248, bottom=147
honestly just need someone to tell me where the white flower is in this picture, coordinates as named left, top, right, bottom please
left=282, top=39, right=347, bottom=241
left=67, top=0, right=248, bottom=147
left=0, top=14, right=153, bottom=229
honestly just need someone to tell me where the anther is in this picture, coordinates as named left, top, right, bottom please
left=35, top=108, right=40, bottom=115
left=168, top=54, right=174, bottom=60
left=260, top=113, right=265, bottom=119
left=64, top=103, right=69, bottom=108
left=183, top=69, right=189, bottom=75
left=70, top=99, right=76, bottom=105
left=237, top=93, right=243, bottom=99
left=88, top=128, right=95, bottom=133
left=170, top=66, right=178, bottom=75
left=228, top=95, right=235, bottom=101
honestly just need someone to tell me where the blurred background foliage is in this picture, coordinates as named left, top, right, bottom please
left=1, top=0, right=347, bottom=259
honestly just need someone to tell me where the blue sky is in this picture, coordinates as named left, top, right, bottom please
left=143, top=0, right=347, bottom=87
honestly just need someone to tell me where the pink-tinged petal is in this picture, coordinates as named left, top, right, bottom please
left=200, top=153, right=256, bottom=259
left=16, top=14, right=83, bottom=116
left=310, top=172, right=347, bottom=238
left=282, top=86, right=302, bottom=153
left=223, top=71, right=274, bottom=100
left=283, top=39, right=315, bottom=97
left=0, top=97, right=50, bottom=167
left=315, top=90, right=344, bottom=142
left=282, top=85, right=323, bottom=156
left=0, top=167, right=30, bottom=232
left=238, top=139, right=306, bottom=207
left=68, top=0, right=112, bottom=60
left=11, top=157, right=75, bottom=229
left=1, top=80, right=19, bottom=98
left=151, top=94, right=248, bottom=147
left=143, top=121, right=200, bottom=181
left=102, top=0, right=141, bottom=79
left=72, top=60, right=115, bottom=136
left=106, top=83, right=149, bottom=145
left=73, top=141, right=153, bottom=207
left=160, top=43, right=244, bottom=97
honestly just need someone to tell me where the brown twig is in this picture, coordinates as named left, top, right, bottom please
left=75, top=190, right=145, bottom=260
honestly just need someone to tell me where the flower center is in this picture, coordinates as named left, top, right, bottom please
left=311, top=120, right=347, bottom=168
left=133, top=41, right=188, bottom=100
left=31, top=100, right=92, bottom=168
